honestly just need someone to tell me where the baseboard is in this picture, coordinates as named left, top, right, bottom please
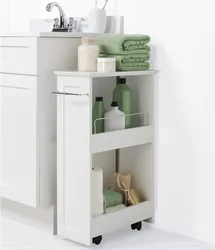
left=1, top=198, right=56, bottom=235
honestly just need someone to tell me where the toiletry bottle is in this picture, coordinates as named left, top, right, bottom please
left=92, top=168, right=104, bottom=217
left=104, top=101, right=125, bottom=132
left=93, top=97, right=105, bottom=134
left=113, top=78, right=132, bottom=128
left=78, top=37, right=99, bottom=72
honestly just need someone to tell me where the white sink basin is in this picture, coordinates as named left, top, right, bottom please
left=30, top=18, right=57, bottom=32
left=28, top=18, right=99, bottom=38
left=30, top=16, right=124, bottom=34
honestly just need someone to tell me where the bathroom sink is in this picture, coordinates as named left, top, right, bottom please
left=30, top=18, right=85, bottom=33
left=29, top=19, right=97, bottom=37
left=30, top=16, right=124, bottom=34
left=30, top=18, right=60, bottom=32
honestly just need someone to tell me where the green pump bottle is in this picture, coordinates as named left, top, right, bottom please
left=92, top=97, right=105, bottom=134
left=113, top=78, right=132, bottom=128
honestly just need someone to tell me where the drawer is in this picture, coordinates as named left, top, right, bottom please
left=0, top=73, right=37, bottom=90
left=0, top=37, right=38, bottom=75
left=57, top=76, right=91, bottom=95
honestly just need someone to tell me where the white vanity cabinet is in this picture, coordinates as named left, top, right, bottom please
left=0, top=35, right=81, bottom=207
left=55, top=71, right=157, bottom=246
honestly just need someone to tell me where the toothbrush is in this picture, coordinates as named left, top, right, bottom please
left=102, top=0, right=109, bottom=9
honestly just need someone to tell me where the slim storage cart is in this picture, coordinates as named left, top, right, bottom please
left=54, top=70, right=157, bottom=246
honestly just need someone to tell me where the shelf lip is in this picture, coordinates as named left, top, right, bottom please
left=92, top=201, right=153, bottom=237
left=91, top=126, right=153, bottom=154
left=54, top=70, right=158, bottom=78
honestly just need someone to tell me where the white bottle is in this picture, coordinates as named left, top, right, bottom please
left=104, top=102, right=125, bottom=132
left=92, top=168, right=103, bottom=217
left=78, top=37, right=99, bottom=72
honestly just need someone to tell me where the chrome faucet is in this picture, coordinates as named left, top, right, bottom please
left=46, top=2, right=67, bottom=29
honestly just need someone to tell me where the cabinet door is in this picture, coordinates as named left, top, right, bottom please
left=0, top=74, right=38, bottom=207
left=57, top=78, right=92, bottom=246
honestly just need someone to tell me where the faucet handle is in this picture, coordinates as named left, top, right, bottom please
left=53, top=18, right=60, bottom=29
left=68, top=17, right=74, bottom=23
left=68, top=17, right=76, bottom=32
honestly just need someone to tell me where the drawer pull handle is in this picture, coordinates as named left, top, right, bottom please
left=52, top=91, right=89, bottom=96
left=0, top=85, right=28, bottom=90
left=0, top=45, right=29, bottom=48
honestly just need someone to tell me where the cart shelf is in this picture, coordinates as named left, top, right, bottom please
left=92, top=201, right=153, bottom=237
left=54, top=70, right=157, bottom=78
left=92, top=126, right=153, bottom=153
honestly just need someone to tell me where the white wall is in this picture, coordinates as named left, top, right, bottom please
left=0, top=0, right=215, bottom=245
left=120, top=0, right=215, bottom=244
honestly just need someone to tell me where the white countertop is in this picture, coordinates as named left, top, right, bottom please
left=0, top=32, right=100, bottom=38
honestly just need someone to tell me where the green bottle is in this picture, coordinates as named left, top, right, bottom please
left=113, top=78, right=132, bottom=128
left=93, top=97, right=105, bottom=134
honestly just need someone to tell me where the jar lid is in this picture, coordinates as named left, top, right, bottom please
left=81, top=37, right=96, bottom=45
left=119, top=78, right=126, bottom=84
left=111, top=101, right=118, bottom=107
left=95, top=97, right=103, bottom=102
left=97, top=58, right=116, bottom=63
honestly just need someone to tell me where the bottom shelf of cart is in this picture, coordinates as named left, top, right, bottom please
left=92, top=200, right=153, bottom=237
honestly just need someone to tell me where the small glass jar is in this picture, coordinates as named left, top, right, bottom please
left=97, top=58, right=116, bottom=72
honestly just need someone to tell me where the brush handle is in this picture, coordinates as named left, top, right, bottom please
left=102, top=0, right=108, bottom=9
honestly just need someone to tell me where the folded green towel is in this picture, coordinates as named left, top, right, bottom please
left=100, top=54, right=150, bottom=71
left=96, top=34, right=150, bottom=55
left=104, top=190, right=123, bottom=208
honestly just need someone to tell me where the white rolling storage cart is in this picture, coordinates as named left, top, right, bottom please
left=54, top=70, right=157, bottom=246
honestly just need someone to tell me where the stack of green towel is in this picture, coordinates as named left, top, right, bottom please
left=96, top=34, right=151, bottom=71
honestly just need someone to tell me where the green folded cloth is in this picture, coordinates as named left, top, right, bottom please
left=100, top=54, right=150, bottom=71
left=96, top=34, right=151, bottom=55
left=104, top=190, right=123, bottom=208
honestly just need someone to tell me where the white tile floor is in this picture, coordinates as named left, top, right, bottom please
left=0, top=217, right=214, bottom=250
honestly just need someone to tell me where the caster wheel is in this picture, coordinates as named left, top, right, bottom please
left=93, top=235, right=102, bottom=245
left=131, top=223, right=136, bottom=230
left=136, top=221, right=142, bottom=231
left=131, top=221, right=142, bottom=231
